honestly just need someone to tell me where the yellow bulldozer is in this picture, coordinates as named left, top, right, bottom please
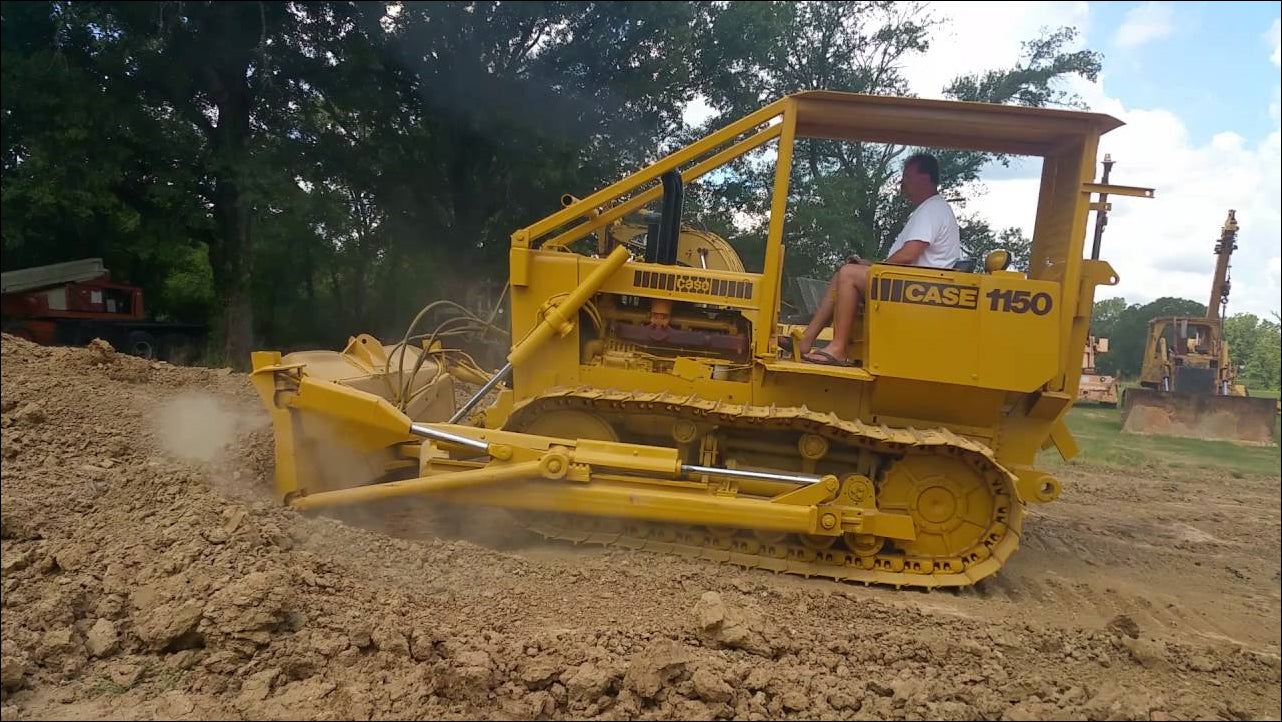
left=249, top=91, right=1156, bottom=589
left=1119, top=211, right=1278, bottom=445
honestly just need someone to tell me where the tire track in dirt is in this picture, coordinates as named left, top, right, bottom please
left=661, top=465, right=1282, bottom=657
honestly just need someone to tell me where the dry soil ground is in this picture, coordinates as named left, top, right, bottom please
left=0, top=333, right=1278, bottom=721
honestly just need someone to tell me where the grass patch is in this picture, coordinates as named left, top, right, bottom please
left=90, top=677, right=130, bottom=696
left=1038, top=405, right=1281, bottom=479
left=150, top=667, right=184, bottom=692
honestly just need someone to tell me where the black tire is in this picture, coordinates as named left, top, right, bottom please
left=125, top=330, right=158, bottom=360
left=161, top=333, right=197, bottom=365
left=1, top=321, right=34, bottom=341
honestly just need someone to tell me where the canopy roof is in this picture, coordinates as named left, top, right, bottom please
left=787, top=90, right=1124, bottom=156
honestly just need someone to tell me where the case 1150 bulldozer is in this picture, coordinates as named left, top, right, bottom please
left=1120, top=211, right=1278, bottom=445
left=249, top=91, right=1156, bottom=589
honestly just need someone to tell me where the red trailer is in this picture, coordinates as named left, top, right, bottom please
left=1, top=258, right=206, bottom=363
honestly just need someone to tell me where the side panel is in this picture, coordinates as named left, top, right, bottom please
left=869, top=378, right=1007, bottom=437
left=1028, top=139, right=1100, bottom=394
left=753, top=363, right=869, bottom=422
left=597, top=262, right=763, bottom=309
left=865, top=267, right=1060, bottom=392
left=509, top=253, right=586, bottom=396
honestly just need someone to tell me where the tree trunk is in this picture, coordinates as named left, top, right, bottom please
left=209, top=174, right=253, bottom=367
left=205, top=53, right=254, bottom=368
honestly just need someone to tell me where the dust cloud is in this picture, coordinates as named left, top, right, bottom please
left=152, top=392, right=259, bottom=463
left=149, top=391, right=273, bottom=501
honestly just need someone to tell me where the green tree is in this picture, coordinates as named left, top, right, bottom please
left=88, top=1, right=312, bottom=366
left=270, top=1, right=718, bottom=343
left=1224, top=313, right=1282, bottom=391
left=1091, top=296, right=1129, bottom=336
left=1252, top=319, right=1282, bottom=391
left=2, top=1, right=746, bottom=360
left=684, top=1, right=1103, bottom=284
left=0, top=1, right=212, bottom=322
left=957, top=218, right=1032, bottom=272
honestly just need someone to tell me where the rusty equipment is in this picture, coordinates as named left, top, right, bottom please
left=1076, top=336, right=1119, bottom=406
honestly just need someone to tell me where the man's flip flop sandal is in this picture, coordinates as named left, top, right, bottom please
left=802, top=350, right=856, bottom=367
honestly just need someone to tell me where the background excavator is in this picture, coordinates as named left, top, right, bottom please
left=248, top=91, right=1156, bottom=589
left=1119, top=211, right=1278, bottom=444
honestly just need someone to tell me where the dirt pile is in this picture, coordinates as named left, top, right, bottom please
left=1, top=333, right=1279, bottom=720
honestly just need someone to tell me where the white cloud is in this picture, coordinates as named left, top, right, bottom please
left=901, top=2, right=1091, bottom=99
left=1269, top=17, right=1281, bottom=67
left=1114, top=2, right=1175, bottom=49
left=965, top=78, right=1281, bottom=319
left=682, top=95, right=717, bottom=128
left=1074, top=82, right=1280, bottom=320
left=914, top=3, right=1280, bottom=319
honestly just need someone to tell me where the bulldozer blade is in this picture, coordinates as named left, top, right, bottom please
left=1120, top=388, right=1279, bottom=445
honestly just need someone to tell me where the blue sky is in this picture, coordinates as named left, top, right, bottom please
left=1087, top=1, right=1279, bottom=148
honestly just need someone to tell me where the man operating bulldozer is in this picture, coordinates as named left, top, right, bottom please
left=790, top=152, right=962, bottom=366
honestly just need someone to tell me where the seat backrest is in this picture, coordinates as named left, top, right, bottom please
left=794, top=276, right=830, bottom=316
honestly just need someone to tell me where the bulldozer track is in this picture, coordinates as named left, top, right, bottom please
left=502, top=387, right=1026, bottom=589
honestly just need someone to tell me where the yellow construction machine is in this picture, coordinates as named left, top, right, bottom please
left=1120, top=211, right=1277, bottom=444
left=250, top=91, right=1156, bottom=588
left=1075, top=336, right=1119, bottom=406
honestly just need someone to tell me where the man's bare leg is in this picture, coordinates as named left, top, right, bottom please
left=807, top=263, right=868, bottom=363
left=797, top=271, right=842, bottom=354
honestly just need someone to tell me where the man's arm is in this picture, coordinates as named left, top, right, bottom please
left=845, top=240, right=925, bottom=266
left=882, top=239, right=928, bottom=265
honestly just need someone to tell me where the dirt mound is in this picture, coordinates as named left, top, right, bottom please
left=2, top=333, right=1279, bottom=720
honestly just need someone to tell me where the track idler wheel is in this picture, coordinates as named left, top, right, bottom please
left=877, top=453, right=1013, bottom=565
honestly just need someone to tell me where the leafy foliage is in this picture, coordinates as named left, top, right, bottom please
left=1223, top=313, right=1281, bottom=391
left=1, top=1, right=213, bottom=320
left=685, top=3, right=1104, bottom=285
left=944, top=26, right=1102, bottom=109
left=958, top=219, right=1032, bottom=272
left=4, top=1, right=1127, bottom=368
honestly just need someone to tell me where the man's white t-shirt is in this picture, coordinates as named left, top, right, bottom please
left=886, top=194, right=961, bottom=268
